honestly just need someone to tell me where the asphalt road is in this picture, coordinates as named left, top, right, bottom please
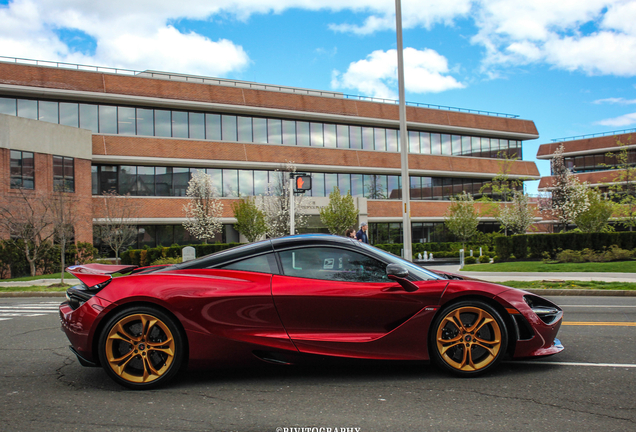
left=1, top=296, right=635, bottom=432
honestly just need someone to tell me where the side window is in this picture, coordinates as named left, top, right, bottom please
left=218, top=253, right=278, bottom=274
left=278, top=247, right=388, bottom=283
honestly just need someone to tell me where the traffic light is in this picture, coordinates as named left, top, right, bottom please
left=294, top=175, right=312, bottom=193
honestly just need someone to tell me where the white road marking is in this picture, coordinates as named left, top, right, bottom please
left=0, top=302, right=60, bottom=321
left=512, top=360, right=636, bottom=368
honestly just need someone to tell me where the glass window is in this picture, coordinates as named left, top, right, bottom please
left=10, top=150, right=35, bottom=189
left=206, top=114, right=222, bottom=140
left=409, top=131, right=420, bottom=153
left=137, top=166, right=155, bottom=196
left=278, top=247, right=388, bottom=282
left=410, top=176, right=421, bottom=200
left=238, top=116, right=253, bottom=142
left=312, top=172, right=325, bottom=197
left=419, top=132, right=430, bottom=154
left=297, top=121, right=310, bottom=146
left=432, top=178, right=443, bottom=200
left=155, top=167, right=173, bottom=196
left=324, top=124, right=337, bottom=148
left=254, top=170, right=269, bottom=195
left=268, top=119, right=282, bottom=144
left=386, top=129, right=398, bottom=152
left=481, top=137, right=490, bottom=156
left=189, top=112, right=205, bottom=139
left=138, top=225, right=157, bottom=249
left=223, top=169, right=238, bottom=197
left=362, top=127, right=374, bottom=150
left=156, top=225, right=174, bottom=247
left=238, top=169, right=254, bottom=196
left=79, top=104, right=98, bottom=133
left=337, top=124, right=350, bottom=149
left=59, top=103, right=79, bottom=127
left=53, top=156, right=74, bottom=192
left=461, top=136, right=471, bottom=155
left=98, top=165, right=118, bottom=193
left=441, top=134, right=452, bottom=155
left=171, top=111, right=188, bottom=138
left=421, top=177, right=432, bottom=200
left=117, top=106, right=136, bottom=135
left=452, top=135, right=462, bottom=155
left=282, top=120, right=296, bottom=145
left=17, top=99, right=37, bottom=119
left=91, top=166, right=98, bottom=195
left=119, top=165, right=137, bottom=195
left=349, top=126, right=362, bottom=149
left=374, top=128, right=386, bottom=152
left=222, top=115, right=237, bottom=141
left=388, top=175, right=400, bottom=199
left=38, top=100, right=58, bottom=124
left=154, top=109, right=171, bottom=137
left=430, top=133, right=441, bottom=155
left=338, top=173, right=351, bottom=195
left=310, top=122, right=324, bottom=147
left=206, top=168, right=222, bottom=196
left=442, top=178, right=453, bottom=199
left=453, top=178, right=463, bottom=196
left=324, top=173, right=338, bottom=196
left=173, top=168, right=191, bottom=197
left=98, top=105, right=117, bottom=134
left=220, top=253, right=278, bottom=274
left=471, top=137, right=481, bottom=156
left=0, top=97, right=16, bottom=115
left=351, top=173, right=363, bottom=197
left=253, top=117, right=267, bottom=143
left=136, top=108, right=154, bottom=136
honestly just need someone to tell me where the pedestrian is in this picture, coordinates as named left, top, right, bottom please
left=345, top=227, right=357, bottom=240
left=356, top=222, right=369, bottom=244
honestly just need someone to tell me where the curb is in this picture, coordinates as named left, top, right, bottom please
left=0, top=291, right=66, bottom=298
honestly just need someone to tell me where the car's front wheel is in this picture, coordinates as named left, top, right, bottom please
left=98, top=306, right=184, bottom=389
left=430, top=300, right=507, bottom=376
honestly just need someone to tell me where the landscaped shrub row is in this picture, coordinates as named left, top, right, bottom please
left=121, top=243, right=243, bottom=267
left=374, top=242, right=492, bottom=258
left=495, top=232, right=636, bottom=261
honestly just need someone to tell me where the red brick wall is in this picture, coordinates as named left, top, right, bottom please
left=0, top=148, right=93, bottom=243
left=0, top=62, right=538, bottom=136
left=537, top=133, right=635, bottom=158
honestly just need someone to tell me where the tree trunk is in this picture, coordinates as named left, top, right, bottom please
left=115, top=250, right=120, bottom=265
left=60, top=242, right=66, bottom=284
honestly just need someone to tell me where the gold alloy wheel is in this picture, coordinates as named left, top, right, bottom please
left=435, top=306, right=502, bottom=372
left=104, top=313, right=176, bottom=384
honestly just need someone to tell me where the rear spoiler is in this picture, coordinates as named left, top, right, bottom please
left=66, top=264, right=138, bottom=289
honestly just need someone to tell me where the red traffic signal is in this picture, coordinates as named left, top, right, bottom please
left=294, top=175, right=312, bottom=192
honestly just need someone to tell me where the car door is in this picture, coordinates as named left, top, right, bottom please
left=271, top=246, right=449, bottom=360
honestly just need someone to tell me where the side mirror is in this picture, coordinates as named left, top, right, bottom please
left=386, top=264, right=418, bottom=292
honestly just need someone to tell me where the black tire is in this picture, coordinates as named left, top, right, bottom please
left=429, top=300, right=508, bottom=377
left=98, top=306, right=185, bottom=390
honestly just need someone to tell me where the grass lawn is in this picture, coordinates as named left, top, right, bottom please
left=2, top=272, right=76, bottom=281
left=462, top=260, right=636, bottom=273
left=502, top=280, right=636, bottom=290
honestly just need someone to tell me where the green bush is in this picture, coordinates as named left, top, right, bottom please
left=151, top=257, right=182, bottom=265
left=492, top=255, right=501, bottom=263
left=555, top=249, right=584, bottom=263
left=464, top=256, right=477, bottom=264
left=477, top=255, right=489, bottom=264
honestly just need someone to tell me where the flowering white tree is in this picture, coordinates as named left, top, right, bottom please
left=260, top=162, right=308, bottom=238
left=548, top=144, right=590, bottom=232
left=497, top=190, right=535, bottom=235
left=183, top=170, right=223, bottom=243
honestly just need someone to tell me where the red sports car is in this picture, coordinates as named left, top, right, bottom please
left=59, top=234, right=563, bottom=389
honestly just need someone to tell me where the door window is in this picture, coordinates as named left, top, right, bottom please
left=278, top=247, right=387, bottom=282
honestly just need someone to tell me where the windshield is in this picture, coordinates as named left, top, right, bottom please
left=357, top=242, right=444, bottom=281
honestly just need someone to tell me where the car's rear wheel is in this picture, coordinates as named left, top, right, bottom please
left=430, top=300, right=507, bottom=376
left=98, top=306, right=184, bottom=389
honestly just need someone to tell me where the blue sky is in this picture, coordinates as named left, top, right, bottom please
left=2, top=0, right=636, bottom=194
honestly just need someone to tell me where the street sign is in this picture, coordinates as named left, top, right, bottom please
left=294, top=175, right=312, bottom=192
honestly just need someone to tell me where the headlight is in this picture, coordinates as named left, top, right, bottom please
left=524, top=295, right=562, bottom=325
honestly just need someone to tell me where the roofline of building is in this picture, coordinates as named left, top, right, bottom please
left=536, top=142, right=636, bottom=159
left=0, top=83, right=539, bottom=140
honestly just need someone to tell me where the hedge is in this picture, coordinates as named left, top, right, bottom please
left=374, top=242, right=491, bottom=258
left=121, top=243, right=243, bottom=267
left=494, top=232, right=636, bottom=261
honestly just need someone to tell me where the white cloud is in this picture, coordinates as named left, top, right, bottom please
left=331, top=48, right=464, bottom=99
left=594, top=98, right=636, bottom=105
left=596, top=112, right=636, bottom=127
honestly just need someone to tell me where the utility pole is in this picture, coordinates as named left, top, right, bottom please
left=289, top=174, right=295, bottom=235
left=395, top=0, right=412, bottom=260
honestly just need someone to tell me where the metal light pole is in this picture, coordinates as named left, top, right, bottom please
left=289, top=175, right=295, bottom=235
left=395, top=0, right=412, bottom=260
